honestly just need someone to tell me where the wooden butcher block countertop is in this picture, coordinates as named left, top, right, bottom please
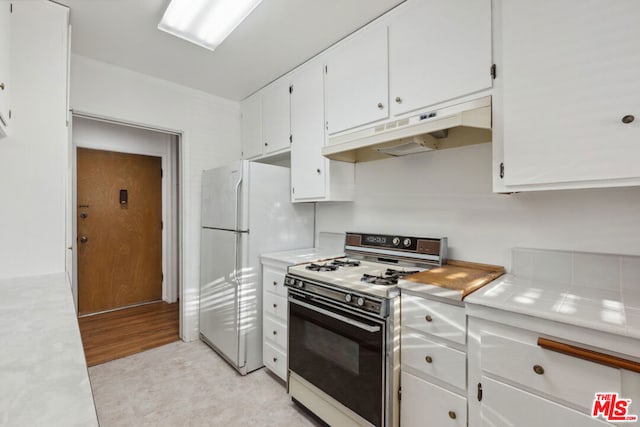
left=399, top=260, right=505, bottom=302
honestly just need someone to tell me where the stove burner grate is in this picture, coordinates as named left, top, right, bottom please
left=360, top=269, right=421, bottom=286
left=331, top=259, right=361, bottom=267
left=305, top=263, right=339, bottom=272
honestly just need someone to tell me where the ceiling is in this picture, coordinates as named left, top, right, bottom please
left=57, top=0, right=406, bottom=101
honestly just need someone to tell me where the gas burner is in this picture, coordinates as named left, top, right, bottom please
left=385, top=268, right=420, bottom=278
left=361, top=273, right=397, bottom=286
left=305, top=263, right=338, bottom=272
left=331, top=259, right=361, bottom=267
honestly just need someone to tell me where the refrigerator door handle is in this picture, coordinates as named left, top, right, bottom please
left=233, top=231, right=245, bottom=368
left=234, top=173, right=242, bottom=231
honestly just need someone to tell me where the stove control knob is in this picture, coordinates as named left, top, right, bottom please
left=356, top=297, right=365, bottom=307
left=345, top=294, right=352, bottom=303
left=403, top=238, right=412, bottom=247
left=296, top=280, right=305, bottom=289
left=392, top=237, right=400, bottom=246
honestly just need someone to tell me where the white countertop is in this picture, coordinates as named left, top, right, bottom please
left=0, top=273, right=98, bottom=426
left=465, top=248, right=640, bottom=343
left=260, top=247, right=344, bottom=266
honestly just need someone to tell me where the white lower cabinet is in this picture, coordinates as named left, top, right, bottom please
left=480, top=377, right=609, bottom=427
left=260, top=261, right=289, bottom=381
left=401, top=371, right=467, bottom=427
left=400, top=292, right=468, bottom=426
left=467, top=316, right=640, bottom=427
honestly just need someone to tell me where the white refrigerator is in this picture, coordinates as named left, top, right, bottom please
left=199, top=160, right=314, bottom=375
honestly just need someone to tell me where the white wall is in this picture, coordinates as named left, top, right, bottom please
left=70, top=54, right=241, bottom=341
left=0, top=1, right=68, bottom=279
left=316, top=143, right=640, bottom=270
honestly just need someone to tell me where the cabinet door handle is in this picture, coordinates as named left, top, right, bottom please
left=395, top=96, right=402, bottom=103
left=273, top=303, right=277, bottom=308
left=273, top=281, right=277, bottom=286
left=622, top=114, right=635, bottom=124
left=272, top=330, right=277, bottom=335
left=0, top=82, right=4, bottom=91
left=425, top=355, right=433, bottom=364
left=273, top=357, right=278, bottom=363
left=377, top=102, right=384, bottom=109
left=264, top=142, right=268, bottom=147
left=533, top=364, right=545, bottom=375
left=425, top=314, right=433, bottom=322
left=448, top=411, right=456, bottom=419
left=537, top=337, right=640, bottom=373
left=316, top=168, right=321, bottom=174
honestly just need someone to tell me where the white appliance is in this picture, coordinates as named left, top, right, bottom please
left=199, top=160, right=314, bottom=375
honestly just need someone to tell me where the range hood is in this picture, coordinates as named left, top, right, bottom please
left=322, top=96, right=492, bottom=163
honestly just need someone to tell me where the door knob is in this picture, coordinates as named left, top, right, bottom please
left=79, top=236, right=89, bottom=243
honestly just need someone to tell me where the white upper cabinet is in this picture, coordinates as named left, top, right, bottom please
left=261, top=78, right=291, bottom=155
left=497, top=0, right=640, bottom=190
left=290, top=65, right=326, bottom=201
left=0, top=0, right=10, bottom=136
left=290, top=63, right=355, bottom=202
left=325, top=24, right=389, bottom=135
left=388, top=0, right=492, bottom=117
left=241, top=92, right=262, bottom=159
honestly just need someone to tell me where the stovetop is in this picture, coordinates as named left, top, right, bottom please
left=287, top=257, right=426, bottom=299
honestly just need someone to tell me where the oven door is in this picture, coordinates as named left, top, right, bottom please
left=288, top=293, right=386, bottom=427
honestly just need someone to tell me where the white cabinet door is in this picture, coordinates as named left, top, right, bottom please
left=500, top=0, right=640, bottom=188
left=325, top=24, right=388, bottom=134
left=401, top=371, right=467, bottom=427
left=261, top=79, right=291, bottom=155
left=290, top=64, right=327, bottom=201
left=480, top=377, right=609, bottom=427
left=0, top=0, right=10, bottom=131
left=241, top=93, right=262, bottom=159
left=388, top=0, right=492, bottom=117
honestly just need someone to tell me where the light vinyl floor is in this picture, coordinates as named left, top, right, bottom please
left=88, top=340, right=320, bottom=426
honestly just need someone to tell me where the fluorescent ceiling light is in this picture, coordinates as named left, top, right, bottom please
left=158, top=0, right=263, bottom=51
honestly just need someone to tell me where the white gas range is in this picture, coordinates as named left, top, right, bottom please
left=284, top=232, right=447, bottom=427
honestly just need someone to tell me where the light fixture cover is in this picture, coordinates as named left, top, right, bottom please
left=158, top=0, right=263, bottom=51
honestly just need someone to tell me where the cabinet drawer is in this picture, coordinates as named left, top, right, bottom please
left=400, top=371, right=467, bottom=427
left=401, top=295, right=466, bottom=345
left=481, top=333, right=621, bottom=410
left=402, top=330, right=466, bottom=390
left=263, top=315, right=287, bottom=349
left=263, top=292, right=287, bottom=321
left=263, top=341, right=287, bottom=381
left=263, top=267, right=287, bottom=298
left=480, top=377, right=609, bottom=427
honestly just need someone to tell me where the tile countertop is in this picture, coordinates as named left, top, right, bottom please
left=260, top=247, right=344, bottom=266
left=0, top=273, right=98, bottom=426
left=464, top=248, right=640, bottom=345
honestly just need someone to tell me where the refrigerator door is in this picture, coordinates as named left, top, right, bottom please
left=199, top=228, right=246, bottom=369
left=201, top=161, right=248, bottom=231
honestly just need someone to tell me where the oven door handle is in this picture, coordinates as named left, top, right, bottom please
left=288, top=297, right=381, bottom=333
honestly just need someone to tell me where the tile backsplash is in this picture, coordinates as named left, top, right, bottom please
left=512, top=248, right=640, bottom=293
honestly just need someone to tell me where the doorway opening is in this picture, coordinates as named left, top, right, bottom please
left=71, top=116, right=181, bottom=365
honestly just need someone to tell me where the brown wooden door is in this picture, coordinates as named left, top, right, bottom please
left=77, top=148, right=163, bottom=315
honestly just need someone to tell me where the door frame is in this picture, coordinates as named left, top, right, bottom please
left=70, top=114, right=181, bottom=314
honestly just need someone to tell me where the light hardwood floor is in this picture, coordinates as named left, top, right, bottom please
left=78, top=301, right=179, bottom=367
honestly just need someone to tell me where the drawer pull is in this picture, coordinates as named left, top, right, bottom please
left=537, top=337, right=640, bottom=374
left=425, top=314, right=433, bottom=322
left=448, top=411, right=457, bottom=419
left=533, top=364, right=545, bottom=375
left=425, top=356, right=433, bottom=364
